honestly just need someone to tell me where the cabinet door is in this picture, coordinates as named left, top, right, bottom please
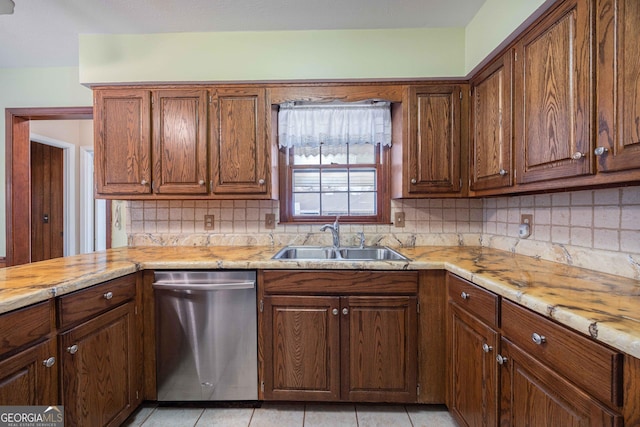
left=449, top=304, right=498, bottom=427
left=596, top=0, right=640, bottom=172
left=0, top=339, right=57, bottom=405
left=514, top=0, right=593, bottom=184
left=499, top=338, right=621, bottom=427
left=152, top=89, right=208, bottom=194
left=210, top=88, right=269, bottom=196
left=94, top=89, right=152, bottom=195
left=471, top=51, right=513, bottom=191
left=341, top=296, right=417, bottom=403
left=263, top=295, right=340, bottom=401
left=60, top=302, right=140, bottom=427
left=407, top=85, right=463, bottom=194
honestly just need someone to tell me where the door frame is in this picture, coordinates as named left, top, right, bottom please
left=5, top=107, right=93, bottom=266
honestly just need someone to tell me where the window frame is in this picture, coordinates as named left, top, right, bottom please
left=279, top=144, right=391, bottom=224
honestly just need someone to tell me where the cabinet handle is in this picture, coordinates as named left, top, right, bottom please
left=342, top=308, right=349, bottom=315
left=496, top=354, right=508, bottom=365
left=531, top=332, right=546, bottom=345
left=410, top=178, right=417, bottom=184
left=571, top=152, right=585, bottom=160
left=66, top=344, right=78, bottom=355
left=594, top=146, right=608, bottom=156
left=332, top=308, right=339, bottom=316
left=199, top=180, right=205, bottom=185
left=141, top=179, right=148, bottom=185
left=103, top=291, right=113, bottom=300
left=499, top=169, right=508, bottom=176
left=258, top=179, right=265, bottom=185
left=460, top=291, right=470, bottom=300
left=42, top=357, right=56, bottom=368
left=482, top=343, right=493, bottom=353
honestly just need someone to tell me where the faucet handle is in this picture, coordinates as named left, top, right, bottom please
left=357, top=232, right=365, bottom=248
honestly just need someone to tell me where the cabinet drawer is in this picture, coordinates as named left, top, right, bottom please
left=57, top=274, right=137, bottom=329
left=501, top=299, right=623, bottom=408
left=262, top=270, right=418, bottom=294
left=447, top=273, right=499, bottom=328
left=0, top=302, right=51, bottom=356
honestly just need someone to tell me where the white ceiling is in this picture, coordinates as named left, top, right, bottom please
left=0, top=0, right=486, bottom=68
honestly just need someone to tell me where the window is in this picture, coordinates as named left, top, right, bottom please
left=278, top=101, right=391, bottom=224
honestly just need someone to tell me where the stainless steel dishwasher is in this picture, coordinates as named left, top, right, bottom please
left=153, top=270, right=258, bottom=401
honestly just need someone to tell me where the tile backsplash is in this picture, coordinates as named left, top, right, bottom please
left=126, top=186, right=640, bottom=280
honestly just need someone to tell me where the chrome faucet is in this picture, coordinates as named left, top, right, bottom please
left=320, top=216, right=340, bottom=248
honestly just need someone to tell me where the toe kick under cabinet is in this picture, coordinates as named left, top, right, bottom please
left=259, top=270, right=418, bottom=403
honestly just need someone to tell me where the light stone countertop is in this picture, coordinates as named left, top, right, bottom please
left=0, top=245, right=638, bottom=359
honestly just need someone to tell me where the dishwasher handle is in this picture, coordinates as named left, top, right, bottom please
left=152, top=281, right=255, bottom=291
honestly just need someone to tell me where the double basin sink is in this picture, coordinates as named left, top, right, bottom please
left=272, top=246, right=410, bottom=261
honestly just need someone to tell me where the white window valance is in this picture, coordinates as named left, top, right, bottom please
left=278, top=101, right=392, bottom=149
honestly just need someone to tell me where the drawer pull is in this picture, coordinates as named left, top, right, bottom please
left=66, top=344, right=78, bottom=355
left=342, top=308, right=349, bottom=315
left=531, top=333, right=546, bottom=345
left=482, top=343, right=493, bottom=353
left=42, top=357, right=56, bottom=368
left=496, top=354, right=508, bottom=365
left=103, top=291, right=113, bottom=300
left=460, top=291, right=470, bottom=300
left=332, top=308, right=339, bottom=316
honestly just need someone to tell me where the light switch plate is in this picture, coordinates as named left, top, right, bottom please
left=265, top=213, right=276, bottom=229
left=395, top=212, right=405, bottom=228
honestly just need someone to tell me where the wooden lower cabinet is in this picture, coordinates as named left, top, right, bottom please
left=499, top=338, right=622, bottom=426
left=262, top=294, right=417, bottom=403
left=60, top=301, right=139, bottom=427
left=0, top=339, right=58, bottom=405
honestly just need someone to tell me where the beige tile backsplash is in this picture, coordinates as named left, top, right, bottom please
left=126, top=186, right=640, bottom=279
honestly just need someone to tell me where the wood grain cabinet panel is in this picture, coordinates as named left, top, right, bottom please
left=94, top=89, right=152, bottom=195
left=152, top=89, right=208, bottom=194
left=210, top=87, right=270, bottom=197
left=471, top=51, right=513, bottom=191
left=596, top=0, right=640, bottom=172
left=514, top=0, right=594, bottom=184
left=406, top=85, right=464, bottom=194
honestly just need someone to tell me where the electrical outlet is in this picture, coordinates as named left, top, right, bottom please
left=519, top=214, right=533, bottom=238
left=204, top=214, right=215, bottom=230
left=265, top=213, right=276, bottom=229
left=521, top=214, right=533, bottom=227
left=395, top=212, right=405, bottom=228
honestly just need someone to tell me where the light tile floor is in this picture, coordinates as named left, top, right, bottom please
left=122, top=403, right=458, bottom=427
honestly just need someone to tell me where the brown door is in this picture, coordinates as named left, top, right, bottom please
left=30, top=141, right=64, bottom=262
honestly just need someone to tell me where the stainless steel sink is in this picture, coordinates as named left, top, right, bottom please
left=272, top=246, right=409, bottom=261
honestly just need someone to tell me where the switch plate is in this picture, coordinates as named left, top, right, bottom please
left=395, top=212, right=405, bottom=228
left=204, top=215, right=215, bottom=230
left=265, top=213, right=276, bottom=229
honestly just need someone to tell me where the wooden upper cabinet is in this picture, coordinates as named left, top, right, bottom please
left=406, top=85, right=464, bottom=195
left=94, top=89, right=152, bottom=195
left=210, top=87, right=270, bottom=197
left=596, top=0, right=640, bottom=172
left=514, top=0, right=594, bottom=185
left=152, top=89, right=208, bottom=194
left=471, top=51, right=514, bottom=191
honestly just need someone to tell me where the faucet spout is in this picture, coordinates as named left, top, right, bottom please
left=320, top=216, right=340, bottom=248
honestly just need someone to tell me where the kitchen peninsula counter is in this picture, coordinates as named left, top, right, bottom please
left=0, top=245, right=639, bottom=359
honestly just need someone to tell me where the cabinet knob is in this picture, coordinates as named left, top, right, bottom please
left=460, top=291, right=470, bottom=300
left=594, top=146, right=609, bottom=156
left=482, top=343, right=493, bottom=353
left=410, top=178, right=417, bottom=184
left=531, top=332, right=546, bottom=345
left=258, top=179, right=265, bottom=185
left=571, top=152, right=585, bottom=160
left=103, top=291, right=113, bottom=300
left=42, top=356, right=56, bottom=368
left=496, top=354, right=508, bottom=365
left=499, top=169, right=508, bottom=176
left=66, top=344, right=78, bottom=355
left=199, top=180, right=205, bottom=185
left=342, top=308, right=349, bottom=315
left=332, top=308, right=339, bottom=316
left=141, top=179, right=148, bottom=185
